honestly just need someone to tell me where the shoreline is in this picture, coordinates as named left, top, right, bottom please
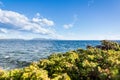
left=0, top=40, right=120, bottom=80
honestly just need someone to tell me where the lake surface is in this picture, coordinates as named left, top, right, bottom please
left=0, top=40, right=101, bottom=70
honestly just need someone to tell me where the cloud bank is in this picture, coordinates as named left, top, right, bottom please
left=0, top=9, right=55, bottom=35
left=0, top=9, right=58, bottom=39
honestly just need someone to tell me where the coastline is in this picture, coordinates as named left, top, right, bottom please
left=0, top=40, right=120, bottom=80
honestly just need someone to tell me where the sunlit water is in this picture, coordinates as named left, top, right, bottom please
left=0, top=40, right=101, bottom=70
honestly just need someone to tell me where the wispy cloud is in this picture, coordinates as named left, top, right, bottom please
left=0, top=9, right=56, bottom=37
left=0, top=28, right=64, bottom=39
left=63, top=14, right=78, bottom=29
left=32, top=18, right=54, bottom=27
left=0, top=28, right=8, bottom=33
left=63, top=24, right=73, bottom=29
left=36, top=13, right=41, bottom=17
left=33, top=13, right=54, bottom=27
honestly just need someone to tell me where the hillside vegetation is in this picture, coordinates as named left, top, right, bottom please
left=0, top=40, right=120, bottom=80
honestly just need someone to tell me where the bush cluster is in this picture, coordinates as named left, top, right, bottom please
left=0, top=40, right=120, bottom=80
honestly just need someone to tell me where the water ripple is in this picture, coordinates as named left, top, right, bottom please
left=0, top=40, right=100, bottom=69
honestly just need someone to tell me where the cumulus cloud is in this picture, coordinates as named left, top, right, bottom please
left=0, top=9, right=55, bottom=35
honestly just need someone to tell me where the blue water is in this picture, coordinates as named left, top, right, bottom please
left=0, top=40, right=100, bottom=70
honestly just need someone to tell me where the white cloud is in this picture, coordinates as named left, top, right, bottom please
left=36, top=13, right=40, bottom=17
left=32, top=18, right=54, bottom=26
left=33, top=13, right=54, bottom=26
left=0, top=28, right=8, bottom=33
left=0, top=28, right=60, bottom=39
left=63, top=24, right=73, bottom=29
left=0, top=9, right=55, bottom=36
left=63, top=14, right=78, bottom=29
left=41, top=18, right=54, bottom=26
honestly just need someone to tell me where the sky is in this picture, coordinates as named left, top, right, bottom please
left=0, top=0, right=120, bottom=40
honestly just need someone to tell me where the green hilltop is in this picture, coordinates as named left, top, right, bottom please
left=0, top=40, right=120, bottom=80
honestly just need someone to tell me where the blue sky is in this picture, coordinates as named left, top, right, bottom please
left=0, top=0, right=120, bottom=40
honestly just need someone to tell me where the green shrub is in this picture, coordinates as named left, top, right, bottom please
left=0, top=40, right=120, bottom=80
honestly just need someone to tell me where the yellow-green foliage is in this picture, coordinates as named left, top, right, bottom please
left=0, top=40, right=120, bottom=80
left=51, top=73, right=71, bottom=80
